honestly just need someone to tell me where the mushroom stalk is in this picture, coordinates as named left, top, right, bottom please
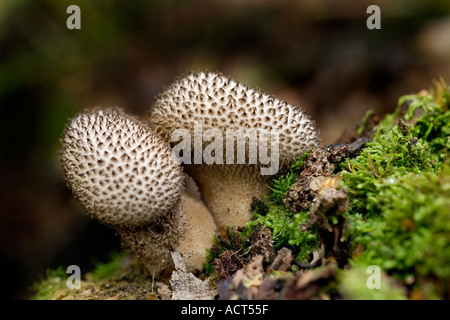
left=118, top=201, right=185, bottom=273
left=119, top=192, right=217, bottom=273
left=186, top=164, right=270, bottom=228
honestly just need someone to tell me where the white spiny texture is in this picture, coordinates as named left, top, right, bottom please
left=149, top=71, right=320, bottom=228
left=150, top=71, right=320, bottom=167
left=60, top=107, right=216, bottom=274
left=60, top=107, right=184, bottom=229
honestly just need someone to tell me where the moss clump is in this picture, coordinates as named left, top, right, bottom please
left=345, top=166, right=450, bottom=271
left=380, top=80, right=450, bottom=158
left=245, top=205, right=320, bottom=263
left=406, top=98, right=450, bottom=159
left=92, top=251, right=129, bottom=280
left=204, top=235, right=221, bottom=274
left=340, top=81, right=450, bottom=298
left=338, top=267, right=407, bottom=300
left=247, top=152, right=320, bottom=263
left=30, top=266, right=68, bottom=300
left=30, top=251, right=145, bottom=300
left=267, top=152, right=310, bottom=205
left=204, top=154, right=319, bottom=275
left=341, top=125, right=439, bottom=217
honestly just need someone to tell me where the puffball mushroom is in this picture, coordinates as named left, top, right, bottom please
left=149, top=71, right=320, bottom=228
left=60, top=107, right=216, bottom=274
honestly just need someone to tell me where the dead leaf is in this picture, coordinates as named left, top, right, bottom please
left=146, top=293, right=158, bottom=300
left=170, top=251, right=217, bottom=300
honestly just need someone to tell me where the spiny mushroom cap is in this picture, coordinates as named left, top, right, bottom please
left=149, top=71, right=320, bottom=167
left=60, top=107, right=184, bottom=229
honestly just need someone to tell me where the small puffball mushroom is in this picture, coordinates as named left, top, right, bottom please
left=60, top=107, right=216, bottom=274
left=149, top=71, right=320, bottom=228
left=60, top=107, right=184, bottom=229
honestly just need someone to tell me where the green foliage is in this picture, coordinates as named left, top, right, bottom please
left=341, top=125, right=438, bottom=217
left=380, top=84, right=450, bottom=159
left=344, top=167, right=450, bottom=281
left=357, top=109, right=376, bottom=135
left=204, top=234, right=222, bottom=274
left=92, top=251, right=127, bottom=280
left=267, top=152, right=309, bottom=205
left=204, top=227, right=255, bottom=275
left=340, top=83, right=450, bottom=296
left=30, top=266, right=68, bottom=300
left=205, top=201, right=320, bottom=271
left=30, top=251, right=128, bottom=299
left=241, top=151, right=326, bottom=264
left=409, top=102, right=450, bottom=159
left=338, top=267, right=407, bottom=300
left=247, top=205, right=320, bottom=262
left=341, top=85, right=450, bottom=218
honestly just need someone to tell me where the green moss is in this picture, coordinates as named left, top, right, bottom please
left=205, top=202, right=320, bottom=270
left=341, top=125, right=438, bottom=217
left=345, top=167, right=450, bottom=280
left=338, top=267, right=407, bottom=300
left=204, top=228, right=252, bottom=276
left=30, top=266, right=68, bottom=300
left=246, top=204, right=320, bottom=262
left=210, top=151, right=321, bottom=264
left=30, top=251, right=129, bottom=299
left=409, top=103, right=450, bottom=159
left=92, top=251, right=128, bottom=280
left=340, top=82, right=450, bottom=297
left=379, top=82, right=450, bottom=159
left=267, top=152, right=309, bottom=205
left=357, top=109, right=376, bottom=135
left=204, top=234, right=221, bottom=274
left=341, top=83, right=450, bottom=219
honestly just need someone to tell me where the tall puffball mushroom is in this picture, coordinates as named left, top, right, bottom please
left=149, top=71, right=320, bottom=228
left=60, top=107, right=216, bottom=274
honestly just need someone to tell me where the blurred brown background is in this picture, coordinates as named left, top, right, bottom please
left=1, top=0, right=449, bottom=299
